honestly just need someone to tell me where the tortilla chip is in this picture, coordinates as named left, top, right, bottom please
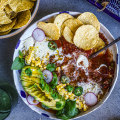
left=63, top=26, right=74, bottom=44
left=61, top=18, right=83, bottom=34
left=37, top=22, right=60, bottom=40
left=0, top=10, right=12, bottom=24
left=13, top=10, right=31, bottom=29
left=4, top=4, right=17, bottom=19
left=1, top=0, right=9, bottom=3
left=77, top=12, right=100, bottom=31
left=0, top=0, right=9, bottom=6
left=95, top=38, right=105, bottom=50
left=0, top=18, right=16, bottom=32
left=0, top=29, right=11, bottom=35
left=30, top=7, right=34, bottom=13
left=54, top=13, right=73, bottom=36
left=73, top=25, right=99, bottom=50
left=0, top=0, right=10, bottom=11
left=9, top=0, right=34, bottom=13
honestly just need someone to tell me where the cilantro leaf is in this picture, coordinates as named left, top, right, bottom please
left=25, top=68, right=32, bottom=76
left=19, top=50, right=23, bottom=58
left=11, top=57, right=25, bottom=70
left=46, top=63, right=56, bottom=72
left=56, top=99, right=79, bottom=119
left=49, top=72, right=58, bottom=88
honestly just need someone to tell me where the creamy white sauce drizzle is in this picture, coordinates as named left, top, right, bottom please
left=95, top=64, right=107, bottom=71
left=77, top=55, right=89, bottom=68
left=77, top=55, right=89, bottom=76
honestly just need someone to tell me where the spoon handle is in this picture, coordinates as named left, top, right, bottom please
left=89, top=37, right=120, bottom=59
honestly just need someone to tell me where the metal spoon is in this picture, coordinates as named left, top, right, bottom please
left=89, top=37, right=120, bottom=59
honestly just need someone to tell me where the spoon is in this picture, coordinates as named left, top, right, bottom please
left=89, top=37, right=120, bottom=59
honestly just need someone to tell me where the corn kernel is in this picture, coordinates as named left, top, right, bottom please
left=69, top=94, right=75, bottom=100
left=31, top=63, right=34, bottom=66
left=57, top=87, right=61, bottom=90
left=56, top=50, right=59, bottom=54
left=39, top=65, right=42, bottom=68
left=40, top=68, right=44, bottom=71
left=56, top=67, right=60, bottom=72
left=31, top=60, right=35, bottom=63
left=80, top=102, right=84, bottom=109
left=64, top=92, right=68, bottom=96
left=44, top=66, right=46, bottom=69
left=58, top=57, right=63, bottom=60
left=76, top=99, right=80, bottom=104
left=76, top=104, right=79, bottom=108
left=65, top=95, right=69, bottom=100
left=35, top=60, right=41, bottom=66
left=83, top=104, right=88, bottom=111
left=68, top=92, right=72, bottom=96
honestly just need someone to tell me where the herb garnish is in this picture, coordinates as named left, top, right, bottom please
left=11, top=50, right=25, bottom=70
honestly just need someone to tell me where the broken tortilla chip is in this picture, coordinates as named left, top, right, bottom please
left=37, top=22, right=60, bottom=40
left=54, top=13, right=73, bottom=36
left=13, top=10, right=31, bottom=29
left=0, top=18, right=16, bottom=32
left=63, top=26, right=74, bottom=44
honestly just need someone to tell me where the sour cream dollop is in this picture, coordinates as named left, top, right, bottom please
left=77, top=55, right=89, bottom=68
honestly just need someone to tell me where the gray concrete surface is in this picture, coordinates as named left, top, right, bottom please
left=0, top=0, right=120, bottom=120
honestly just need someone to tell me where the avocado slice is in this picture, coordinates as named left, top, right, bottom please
left=21, top=66, right=65, bottom=110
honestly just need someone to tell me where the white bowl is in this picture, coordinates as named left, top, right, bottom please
left=0, top=0, right=40, bottom=39
left=13, top=11, right=119, bottom=119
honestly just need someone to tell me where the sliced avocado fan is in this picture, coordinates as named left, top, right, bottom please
left=21, top=66, right=65, bottom=110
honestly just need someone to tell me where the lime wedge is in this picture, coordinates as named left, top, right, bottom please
left=0, top=88, right=11, bottom=113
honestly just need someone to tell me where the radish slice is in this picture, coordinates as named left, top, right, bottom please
left=32, top=28, right=45, bottom=42
left=43, top=70, right=53, bottom=83
left=84, top=92, right=97, bottom=106
left=26, top=95, right=39, bottom=105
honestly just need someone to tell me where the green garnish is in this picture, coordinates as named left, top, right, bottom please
left=19, top=50, right=23, bottom=58
left=48, top=41, right=57, bottom=50
left=74, top=86, right=83, bottom=96
left=39, top=79, right=45, bottom=90
left=11, top=50, right=25, bottom=70
left=38, top=69, right=44, bottom=79
left=61, top=76, right=70, bottom=84
left=49, top=72, right=58, bottom=88
left=51, top=92, right=58, bottom=100
left=56, top=102, right=62, bottom=108
left=56, top=99, right=79, bottom=119
left=25, top=68, right=32, bottom=76
left=11, top=57, right=25, bottom=70
left=46, top=63, right=56, bottom=72
left=45, top=84, right=50, bottom=93
left=65, top=85, right=74, bottom=92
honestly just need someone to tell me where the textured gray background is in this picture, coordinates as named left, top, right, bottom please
left=0, top=0, right=120, bottom=120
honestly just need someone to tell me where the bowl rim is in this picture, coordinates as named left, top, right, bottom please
left=12, top=11, right=119, bottom=120
left=0, top=0, right=40, bottom=39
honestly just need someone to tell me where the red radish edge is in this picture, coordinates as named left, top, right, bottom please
left=43, top=70, right=53, bottom=83
left=32, top=28, right=45, bottom=42
left=26, top=95, right=39, bottom=105
left=84, top=92, right=98, bottom=106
